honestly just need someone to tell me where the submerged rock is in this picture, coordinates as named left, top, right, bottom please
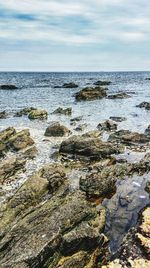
left=0, top=84, right=18, bottom=90
left=97, top=120, right=117, bottom=132
left=28, top=109, right=48, bottom=120
left=136, top=102, right=150, bottom=110
left=52, top=107, right=72, bottom=116
left=59, top=135, right=124, bottom=161
left=94, top=80, right=111, bottom=86
left=108, top=130, right=150, bottom=145
left=75, top=87, right=107, bottom=101
left=107, top=92, right=131, bottom=99
left=44, top=122, right=71, bottom=137
left=70, top=116, right=83, bottom=123
left=109, top=116, right=126, bottom=122
left=74, top=123, right=88, bottom=132
left=63, top=82, right=79, bottom=88
left=0, top=111, right=8, bottom=119
left=15, top=107, right=37, bottom=117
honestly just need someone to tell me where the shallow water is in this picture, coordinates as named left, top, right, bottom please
left=0, top=71, right=150, bottom=252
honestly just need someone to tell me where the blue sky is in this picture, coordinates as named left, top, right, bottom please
left=0, top=0, right=150, bottom=71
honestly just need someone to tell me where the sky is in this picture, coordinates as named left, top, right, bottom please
left=0, top=0, right=150, bottom=71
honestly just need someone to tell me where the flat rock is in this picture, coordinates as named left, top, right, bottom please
left=108, top=130, right=150, bottom=145
left=15, top=107, right=37, bottom=117
left=109, top=116, right=126, bottom=122
left=136, top=102, right=150, bottom=110
left=107, top=92, right=131, bottom=99
left=62, top=82, right=78, bottom=88
left=75, top=87, right=107, bottom=101
left=52, top=107, right=72, bottom=116
left=94, top=80, right=111, bottom=86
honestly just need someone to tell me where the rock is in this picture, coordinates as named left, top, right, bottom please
left=108, top=130, right=150, bottom=145
left=82, top=131, right=102, bottom=138
left=28, top=109, right=48, bottom=120
left=0, top=127, right=16, bottom=142
left=70, top=116, right=83, bottom=123
left=53, top=107, right=72, bottom=116
left=59, top=135, right=124, bottom=161
left=107, top=92, right=131, bottom=99
left=44, top=122, right=71, bottom=137
left=97, top=120, right=117, bottom=131
left=0, top=111, right=8, bottom=119
left=0, top=156, right=26, bottom=182
left=22, top=146, right=38, bottom=159
left=62, top=82, right=78, bottom=88
left=74, top=124, right=88, bottom=132
left=109, top=117, right=126, bottom=122
left=7, top=129, right=35, bottom=151
left=94, top=80, right=111, bottom=86
left=136, top=102, right=150, bottom=110
left=75, top=87, right=107, bottom=101
left=145, top=125, right=150, bottom=136
left=15, top=107, right=37, bottom=117
left=0, top=84, right=18, bottom=90
left=80, top=163, right=128, bottom=198
left=0, top=183, right=107, bottom=268
left=145, top=178, right=150, bottom=196
left=145, top=78, right=150, bottom=80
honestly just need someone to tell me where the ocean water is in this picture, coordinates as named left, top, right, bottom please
left=0, top=71, right=150, bottom=252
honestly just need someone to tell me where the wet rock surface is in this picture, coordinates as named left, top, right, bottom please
left=97, top=120, right=117, bottom=131
left=108, top=130, right=150, bottom=145
left=45, top=122, right=71, bottom=137
left=136, top=102, right=150, bottom=110
left=75, top=86, right=107, bottom=101
left=0, top=84, right=18, bottom=90
left=28, top=109, right=48, bottom=120
left=109, top=116, right=127, bottom=122
left=62, top=82, right=79, bottom=88
left=107, top=92, right=131, bottom=99
left=0, top=111, right=8, bottom=119
left=15, top=107, right=37, bottom=117
left=94, top=80, right=111, bottom=86
left=52, top=107, right=72, bottom=116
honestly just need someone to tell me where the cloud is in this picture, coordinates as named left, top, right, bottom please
left=0, top=0, right=150, bottom=70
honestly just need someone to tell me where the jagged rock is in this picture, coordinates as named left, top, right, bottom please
left=0, top=157, right=26, bottom=182
left=97, top=120, right=117, bottom=131
left=136, top=102, right=150, bottom=110
left=145, top=125, right=150, bottom=136
left=109, top=117, right=126, bottom=122
left=15, top=107, right=37, bottom=117
left=7, top=129, right=34, bottom=151
left=0, top=127, right=16, bottom=142
left=0, top=111, right=8, bottom=119
left=75, top=87, right=107, bottom=101
left=94, top=80, right=111, bottom=86
left=107, top=92, right=131, bottom=99
left=45, top=122, right=71, bottom=137
left=80, top=163, right=128, bottom=198
left=62, top=82, right=78, bottom=88
left=0, top=84, right=18, bottom=90
left=108, top=130, right=150, bottom=145
left=59, top=135, right=124, bottom=161
left=0, top=180, right=107, bottom=268
left=52, top=107, right=72, bottom=116
left=28, top=109, right=48, bottom=120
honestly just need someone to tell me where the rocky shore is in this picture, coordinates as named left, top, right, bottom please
left=0, top=78, right=150, bottom=267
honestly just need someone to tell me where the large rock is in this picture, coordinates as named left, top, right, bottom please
left=59, top=135, right=124, bottom=161
left=108, top=130, right=150, bottom=145
left=0, top=167, right=107, bottom=268
left=75, top=87, right=107, bottom=101
left=44, top=122, right=71, bottom=137
left=97, top=120, right=117, bottom=131
left=0, top=84, right=18, bottom=90
left=136, top=102, right=150, bottom=110
left=15, top=107, right=37, bottom=117
left=52, top=107, right=72, bottom=116
left=28, top=109, right=48, bottom=120
left=94, top=80, right=111, bottom=86
left=107, top=92, right=131, bottom=99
